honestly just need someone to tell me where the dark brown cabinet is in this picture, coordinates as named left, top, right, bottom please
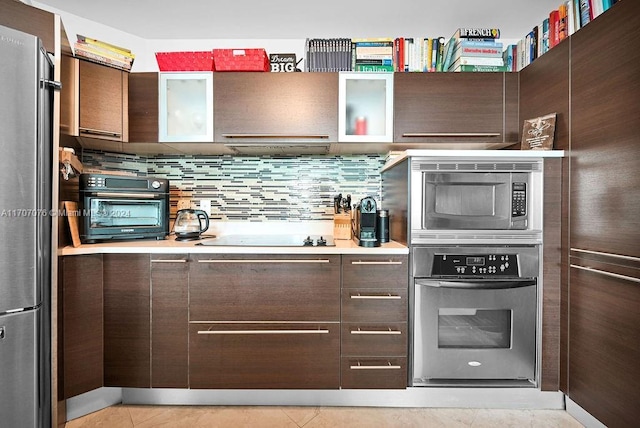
left=188, top=254, right=341, bottom=389
left=213, top=72, right=338, bottom=149
left=150, top=255, right=189, bottom=388
left=340, top=255, right=409, bottom=389
left=103, top=254, right=150, bottom=387
left=563, top=1, right=640, bottom=425
left=60, top=254, right=104, bottom=399
left=128, top=72, right=158, bottom=143
left=61, top=57, right=129, bottom=142
left=393, top=73, right=519, bottom=146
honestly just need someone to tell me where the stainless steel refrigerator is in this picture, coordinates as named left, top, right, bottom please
left=0, top=24, right=54, bottom=428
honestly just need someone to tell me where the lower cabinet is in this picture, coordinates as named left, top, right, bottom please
left=341, top=255, right=409, bottom=389
left=103, top=254, right=151, bottom=388
left=188, top=254, right=341, bottom=389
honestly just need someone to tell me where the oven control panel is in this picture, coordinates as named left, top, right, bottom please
left=432, top=253, right=519, bottom=276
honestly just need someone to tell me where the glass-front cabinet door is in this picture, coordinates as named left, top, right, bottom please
left=338, top=72, right=393, bottom=143
left=158, top=72, right=213, bottom=142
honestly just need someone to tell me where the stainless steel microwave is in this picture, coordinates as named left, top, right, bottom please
left=79, top=174, right=169, bottom=243
left=410, top=160, right=542, bottom=241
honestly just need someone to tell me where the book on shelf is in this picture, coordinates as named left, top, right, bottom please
left=75, top=42, right=134, bottom=65
left=77, top=34, right=134, bottom=58
left=74, top=48, right=132, bottom=71
left=503, top=45, right=517, bottom=72
left=451, top=44, right=503, bottom=58
left=450, top=28, right=501, bottom=40
left=579, top=0, right=592, bottom=26
left=451, top=64, right=509, bottom=72
left=353, top=63, right=394, bottom=72
left=449, top=55, right=504, bottom=69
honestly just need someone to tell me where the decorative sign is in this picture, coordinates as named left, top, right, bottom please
left=521, top=113, right=557, bottom=150
left=269, top=53, right=300, bottom=72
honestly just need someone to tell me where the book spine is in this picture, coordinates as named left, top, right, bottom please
left=453, top=46, right=503, bottom=58
left=579, top=0, right=592, bottom=26
left=452, top=64, right=509, bottom=72
left=453, top=28, right=501, bottom=39
left=354, top=64, right=394, bottom=72
left=558, top=4, right=568, bottom=42
left=549, top=10, right=560, bottom=48
left=75, top=49, right=131, bottom=71
left=455, top=40, right=503, bottom=49
left=77, top=35, right=133, bottom=57
left=542, top=18, right=550, bottom=54
left=450, top=56, right=505, bottom=67
left=75, top=42, right=133, bottom=64
left=354, top=58, right=394, bottom=66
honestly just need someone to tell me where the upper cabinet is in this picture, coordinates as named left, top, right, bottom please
left=339, top=72, right=394, bottom=143
left=213, top=72, right=338, bottom=151
left=158, top=72, right=213, bottom=142
left=61, top=57, right=129, bottom=142
left=128, top=72, right=159, bottom=143
left=393, top=73, right=518, bottom=147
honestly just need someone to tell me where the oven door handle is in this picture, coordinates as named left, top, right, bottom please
left=415, top=279, right=536, bottom=290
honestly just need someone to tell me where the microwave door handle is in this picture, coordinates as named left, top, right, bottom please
left=415, top=279, right=536, bottom=290
left=95, top=192, right=159, bottom=199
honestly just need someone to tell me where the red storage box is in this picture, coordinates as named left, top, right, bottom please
left=155, top=51, right=215, bottom=71
left=213, top=48, right=270, bottom=72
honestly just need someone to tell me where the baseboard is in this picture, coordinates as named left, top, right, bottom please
left=565, top=397, right=606, bottom=428
left=65, top=387, right=123, bottom=421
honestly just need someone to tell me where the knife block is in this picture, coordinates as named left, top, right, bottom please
left=333, top=213, right=352, bottom=240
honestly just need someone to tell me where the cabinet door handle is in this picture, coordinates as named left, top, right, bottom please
left=401, top=132, right=501, bottom=138
left=350, top=328, right=402, bottom=335
left=349, top=362, right=402, bottom=370
left=197, top=259, right=330, bottom=264
left=151, top=259, right=187, bottom=263
left=197, top=329, right=329, bottom=335
left=351, top=260, right=403, bottom=265
left=570, top=264, right=640, bottom=284
left=350, top=294, right=402, bottom=300
left=79, top=127, right=121, bottom=138
left=221, top=134, right=330, bottom=139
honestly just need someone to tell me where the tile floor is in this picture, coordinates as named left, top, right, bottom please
left=66, top=405, right=584, bottom=427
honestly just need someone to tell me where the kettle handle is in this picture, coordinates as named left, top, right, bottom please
left=195, top=210, right=210, bottom=233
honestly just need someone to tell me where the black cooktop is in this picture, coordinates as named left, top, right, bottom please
left=197, top=234, right=335, bottom=247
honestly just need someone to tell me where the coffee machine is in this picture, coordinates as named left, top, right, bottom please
left=353, top=196, right=380, bottom=247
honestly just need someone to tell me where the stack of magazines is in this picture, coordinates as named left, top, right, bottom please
left=74, top=35, right=135, bottom=72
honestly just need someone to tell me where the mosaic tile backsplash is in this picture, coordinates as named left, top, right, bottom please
left=81, top=150, right=385, bottom=221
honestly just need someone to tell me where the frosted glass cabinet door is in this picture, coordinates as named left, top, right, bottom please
left=338, top=72, right=393, bottom=143
left=159, top=72, right=213, bottom=142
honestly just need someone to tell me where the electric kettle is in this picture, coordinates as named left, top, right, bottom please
left=174, top=209, right=209, bottom=241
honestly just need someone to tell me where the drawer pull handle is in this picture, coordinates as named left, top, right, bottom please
left=197, top=329, right=329, bottom=335
left=350, top=294, right=402, bottom=300
left=351, top=260, right=403, bottom=265
left=350, top=362, right=402, bottom=370
left=401, top=132, right=500, bottom=138
left=197, top=259, right=330, bottom=264
left=151, top=259, right=187, bottom=263
left=570, top=264, right=640, bottom=284
left=79, top=127, right=121, bottom=138
left=351, top=328, right=401, bottom=335
left=222, top=133, right=330, bottom=139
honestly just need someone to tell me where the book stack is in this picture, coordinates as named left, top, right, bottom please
left=442, top=28, right=505, bottom=72
left=74, top=35, right=135, bottom=72
left=352, top=38, right=394, bottom=72
left=305, top=38, right=352, bottom=72
left=394, top=37, right=446, bottom=72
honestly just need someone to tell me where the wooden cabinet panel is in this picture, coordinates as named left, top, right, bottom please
left=341, top=323, right=407, bottom=357
left=151, top=255, right=188, bottom=388
left=342, top=255, right=408, bottom=289
left=0, top=0, right=55, bottom=53
left=214, top=72, right=338, bottom=143
left=568, top=264, right=640, bottom=427
left=340, top=357, right=407, bottom=389
left=189, top=322, right=340, bottom=389
left=189, top=254, right=340, bottom=321
left=570, top=0, right=640, bottom=258
left=341, top=288, right=408, bottom=323
left=61, top=254, right=103, bottom=399
left=393, top=73, right=508, bottom=144
left=128, top=72, right=159, bottom=142
left=78, top=59, right=129, bottom=141
left=103, top=254, right=150, bottom=387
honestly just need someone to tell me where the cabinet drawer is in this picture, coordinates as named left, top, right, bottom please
left=190, top=254, right=340, bottom=321
left=340, top=357, right=407, bottom=389
left=189, top=322, right=340, bottom=389
left=341, top=288, right=408, bottom=323
left=341, top=323, right=407, bottom=357
left=342, top=255, right=408, bottom=289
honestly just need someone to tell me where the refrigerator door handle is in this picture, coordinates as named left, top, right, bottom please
left=42, top=79, right=62, bottom=91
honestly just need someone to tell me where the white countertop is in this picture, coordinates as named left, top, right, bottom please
left=59, top=236, right=409, bottom=256
left=382, top=149, right=566, bottom=171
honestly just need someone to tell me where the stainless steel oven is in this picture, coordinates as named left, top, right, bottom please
left=411, top=245, right=539, bottom=387
left=79, top=173, right=169, bottom=243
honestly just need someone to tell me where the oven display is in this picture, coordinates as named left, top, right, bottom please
left=466, top=256, right=485, bottom=266
left=433, top=253, right=519, bottom=276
